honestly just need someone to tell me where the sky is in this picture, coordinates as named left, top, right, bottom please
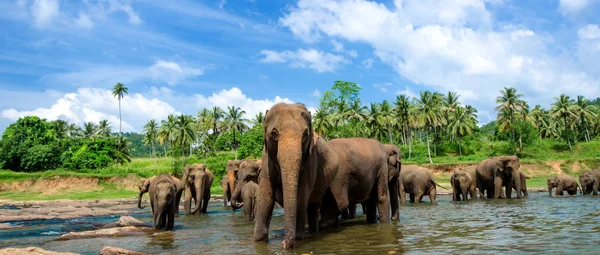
left=1, top=0, right=600, bottom=134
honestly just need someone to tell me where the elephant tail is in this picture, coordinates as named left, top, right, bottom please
left=578, top=184, right=583, bottom=195
left=431, top=180, right=449, bottom=190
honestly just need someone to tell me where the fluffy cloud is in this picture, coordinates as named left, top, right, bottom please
left=31, top=0, right=60, bottom=28
left=279, top=0, right=600, bottom=123
left=75, top=12, right=94, bottom=29
left=331, top=40, right=344, bottom=52
left=559, top=0, right=594, bottom=14
left=362, top=58, right=374, bottom=69
left=373, top=82, right=393, bottom=93
left=578, top=24, right=600, bottom=40
left=149, top=60, right=205, bottom=86
left=259, top=48, right=348, bottom=73
left=195, top=87, right=295, bottom=120
left=396, top=86, right=418, bottom=100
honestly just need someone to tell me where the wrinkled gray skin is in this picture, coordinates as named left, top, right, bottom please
left=138, top=176, right=183, bottom=214
left=182, top=164, right=214, bottom=215
left=241, top=182, right=259, bottom=221
left=548, top=174, right=581, bottom=196
left=451, top=168, right=477, bottom=201
left=475, top=156, right=522, bottom=199
left=225, top=160, right=242, bottom=204
left=254, top=103, right=339, bottom=249
left=149, top=173, right=176, bottom=230
left=399, top=165, right=444, bottom=204
left=231, top=160, right=261, bottom=210
left=220, top=175, right=231, bottom=207
left=579, top=169, right=600, bottom=195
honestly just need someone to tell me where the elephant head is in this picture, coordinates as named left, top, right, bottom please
left=151, top=175, right=176, bottom=229
left=225, top=160, right=242, bottom=202
left=384, top=144, right=401, bottom=182
left=263, top=103, right=314, bottom=249
left=137, top=177, right=153, bottom=209
left=183, top=164, right=210, bottom=214
left=452, top=169, right=471, bottom=200
left=547, top=176, right=559, bottom=196
left=231, top=160, right=261, bottom=210
left=579, top=172, right=597, bottom=195
left=496, top=156, right=522, bottom=198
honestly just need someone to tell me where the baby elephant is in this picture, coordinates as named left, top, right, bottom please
left=149, top=174, right=177, bottom=230
left=548, top=174, right=581, bottom=196
left=450, top=168, right=476, bottom=201
left=400, top=165, right=446, bottom=204
left=241, top=182, right=259, bottom=221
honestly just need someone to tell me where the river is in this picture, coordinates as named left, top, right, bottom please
left=1, top=192, right=599, bottom=254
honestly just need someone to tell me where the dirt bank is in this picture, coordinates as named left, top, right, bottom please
left=0, top=174, right=140, bottom=194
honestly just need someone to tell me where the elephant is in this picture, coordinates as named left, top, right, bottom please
left=320, top=138, right=391, bottom=229
left=254, top=103, right=339, bottom=249
left=231, top=160, right=261, bottom=210
left=182, top=164, right=214, bottom=215
left=138, top=175, right=184, bottom=214
left=579, top=169, right=600, bottom=195
left=149, top=173, right=177, bottom=230
left=451, top=167, right=477, bottom=201
left=225, top=160, right=242, bottom=203
left=548, top=174, right=581, bottom=196
left=220, top=175, right=231, bottom=207
left=510, top=172, right=529, bottom=197
left=399, top=165, right=445, bottom=204
left=475, top=156, right=522, bottom=199
left=241, top=182, right=259, bottom=221
left=343, top=143, right=401, bottom=220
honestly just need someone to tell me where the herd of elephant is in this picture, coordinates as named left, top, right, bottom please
left=136, top=103, right=600, bottom=249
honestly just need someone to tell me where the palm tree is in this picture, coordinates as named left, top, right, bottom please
left=111, top=136, right=132, bottom=165
left=67, top=123, right=82, bottom=138
left=344, top=99, right=367, bottom=123
left=159, top=114, right=177, bottom=170
left=97, top=119, right=112, bottom=138
left=444, top=91, right=460, bottom=112
left=209, top=106, right=225, bottom=136
left=394, top=95, right=411, bottom=145
left=551, top=94, right=578, bottom=150
left=495, top=87, right=526, bottom=146
left=83, top=122, right=98, bottom=139
left=574, top=96, right=598, bottom=142
left=447, top=106, right=475, bottom=155
left=251, top=112, right=265, bottom=126
left=224, top=106, right=248, bottom=159
left=313, top=109, right=333, bottom=138
left=380, top=100, right=395, bottom=143
left=174, top=114, right=196, bottom=171
left=143, top=119, right=159, bottom=163
left=112, top=83, right=128, bottom=135
left=51, top=120, right=69, bottom=139
left=365, top=102, right=384, bottom=140
left=528, top=105, right=548, bottom=140
left=415, top=91, right=443, bottom=164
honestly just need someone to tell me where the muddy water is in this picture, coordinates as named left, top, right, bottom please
left=1, top=192, right=600, bottom=254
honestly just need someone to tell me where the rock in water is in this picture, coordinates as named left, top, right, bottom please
left=99, top=246, right=147, bottom=255
left=0, top=247, right=79, bottom=255
left=103, top=216, right=148, bottom=228
left=55, top=226, right=154, bottom=241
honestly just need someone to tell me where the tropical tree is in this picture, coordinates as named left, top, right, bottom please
left=174, top=114, right=195, bottom=171
left=447, top=106, right=475, bottom=155
left=50, top=120, right=69, bottom=139
left=111, top=136, right=132, bottom=165
left=159, top=114, right=177, bottom=170
left=574, top=96, right=598, bottom=142
left=143, top=119, right=159, bottom=163
left=495, top=87, right=527, bottom=146
left=112, top=83, right=128, bottom=135
left=394, top=94, right=411, bottom=145
left=97, top=119, right=112, bottom=138
left=551, top=94, right=578, bottom=150
left=313, top=108, right=333, bottom=138
left=379, top=100, right=395, bottom=143
left=223, top=106, right=248, bottom=159
left=83, top=122, right=98, bottom=139
left=415, top=91, right=443, bottom=164
left=365, top=102, right=383, bottom=141
left=251, top=112, right=265, bottom=126
left=209, top=106, right=225, bottom=136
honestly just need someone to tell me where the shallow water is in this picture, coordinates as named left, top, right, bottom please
left=2, top=192, right=600, bottom=254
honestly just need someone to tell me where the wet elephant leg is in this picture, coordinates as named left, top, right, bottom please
left=494, top=176, right=503, bottom=199
left=348, top=204, right=357, bottom=219
left=376, top=165, right=390, bottom=222
left=295, top=181, right=309, bottom=241
left=254, top=178, right=275, bottom=242
left=399, top=182, right=407, bottom=205
left=307, top=202, right=320, bottom=233
left=365, top=199, right=377, bottom=224
left=429, top=187, right=437, bottom=204
left=409, top=193, right=416, bottom=203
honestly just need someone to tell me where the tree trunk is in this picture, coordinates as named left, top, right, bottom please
left=565, top=116, right=572, bottom=150
left=433, top=127, right=437, bottom=156
left=519, top=135, right=523, bottom=151
left=170, top=140, right=175, bottom=171
left=408, top=127, right=412, bottom=159
left=181, top=141, right=185, bottom=171
left=387, top=122, right=393, bottom=144
left=233, top=129, right=237, bottom=160
left=119, top=98, right=122, bottom=135
left=426, top=127, right=433, bottom=164
left=458, top=138, right=462, bottom=156
left=152, top=143, right=156, bottom=165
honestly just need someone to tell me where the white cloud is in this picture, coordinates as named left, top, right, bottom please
left=312, top=89, right=321, bottom=98
left=362, top=58, right=374, bottom=69
left=31, top=0, right=60, bottom=28
left=559, top=0, right=593, bottom=14
left=331, top=40, right=344, bottom=52
left=279, top=0, right=600, bottom=123
left=347, top=50, right=358, bottom=58
left=218, top=0, right=227, bottom=9
left=373, top=82, right=392, bottom=93
left=396, top=86, right=418, bottom=100
left=75, top=12, right=94, bottom=29
left=259, top=48, right=348, bottom=73
left=149, top=60, right=205, bottom=86
left=578, top=24, right=600, bottom=40
left=195, top=87, right=295, bottom=120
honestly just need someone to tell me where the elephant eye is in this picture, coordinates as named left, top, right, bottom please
left=302, top=129, right=308, bottom=141
left=271, top=129, right=278, bottom=141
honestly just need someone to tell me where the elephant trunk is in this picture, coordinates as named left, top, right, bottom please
left=137, top=191, right=145, bottom=209
left=460, top=182, right=469, bottom=200
left=228, top=172, right=237, bottom=204
left=279, top=138, right=301, bottom=249
left=153, top=196, right=163, bottom=229
left=231, top=180, right=244, bottom=210
left=191, top=178, right=204, bottom=214
left=548, top=185, right=553, bottom=197
left=513, top=172, right=522, bottom=199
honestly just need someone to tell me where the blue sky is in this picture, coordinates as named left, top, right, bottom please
left=1, top=0, right=600, bottom=134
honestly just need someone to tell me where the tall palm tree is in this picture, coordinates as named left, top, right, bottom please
left=112, top=83, right=128, bottom=135
left=344, top=99, right=367, bottom=123
left=551, top=94, right=578, bottom=150
left=416, top=91, right=443, bottom=164
left=394, top=94, right=411, bottom=145
left=143, top=119, right=159, bottom=163
left=251, top=112, right=265, bottom=126
left=209, top=106, right=225, bottom=136
left=574, top=96, right=598, bottom=142
left=380, top=100, right=395, bottom=143
left=495, top=87, right=526, bottom=145
left=447, top=106, right=475, bottom=155
left=51, top=120, right=69, bottom=139
left=97, top=119, right=112, bottom=138
left=83, top=122, right=98, bottom=139
left=365, top=102, right=384, bottom=140
left=175, top=114, right=196, bottom=171
left=528, top=105, right=547, bottom=140
left=159, top=114, right=177, bottom=170
left=444, top=91, right=460, bottom=112
left=111, top=136, right=132, bottom=165
left=224, top=106, right=249, bottom=159
left=67, top=123, right=82, bottom=138
left=313, top=108, right=333, bottom=138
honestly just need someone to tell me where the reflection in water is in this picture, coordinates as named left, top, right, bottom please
left=1, top=193, right=600, bottom=254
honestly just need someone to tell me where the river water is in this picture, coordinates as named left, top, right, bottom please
left=1, top=192, right=600, bottom=254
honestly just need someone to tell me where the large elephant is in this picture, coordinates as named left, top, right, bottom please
left=220, top=175, right=231, bottom=207
left=475, top=156, right=522, bottom=199
left=320, top=138, right=391, bottom=228
left=579, top=169, right=600, bottom=195
left=451, top=167, right=477, bottom=201
left=548, top=174, right=581, bottom=196
left=254, top=103, right=339, bottom=249
left=149, top=173, right=177, bottom=230
left=182, top=164, right=214, bottom=215
left=231, top=160, right=261, bottom=210
left=399, top=165, right=444, bottom=204
left=241, top=182, right=259, bottom=221
left=225, top=160, right=242, bottom=204
left=138, top=175, right=184, bottom=214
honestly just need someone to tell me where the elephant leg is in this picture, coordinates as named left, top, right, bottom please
left=476, top=179, right=485, bottom=199
left=567, top=188, right=577, bottom=196
left=341, top=208, right=350, bottom=220
left=319, top=191, right=340, bottom=230
left=429, top=187, right=437, bottom=204
left=470, top=186, right=477, bottom=200
left=505, top=179, right=513, bottom=199
left=376, top=166, right=390, bottom=222
left=202, top=190, right=210, bottom=213
left=409, top=193, right=416, bottom=203
left=556, top=184, right=564, bottom=196
left=307, top=202, right=320, bottom=233
left=400, top=182, right=407, bottom=205
left=349, top=203, right=357, bottom=219
left=167, top=202, right=175, bottom=230
left=254, top=180, right=275, bottom=243
left=452, top=187, right=458, bottom=201
left=494, top=177, right=503, bottom=199
left=244, top=203, right=250, bottom=221
left=365, top=199, right=377, bottom=224
left=184, top=187, right=192, bottom=215
left=295, top=181, right=309, bottom=241
left=389, top=180, right=399, bottom=220
left=415, top=190, right=424, bottom=203
left=161, top=211, right=167, bottom=229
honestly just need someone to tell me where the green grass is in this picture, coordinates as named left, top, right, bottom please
left=0, top=183, right=137, bottom=201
